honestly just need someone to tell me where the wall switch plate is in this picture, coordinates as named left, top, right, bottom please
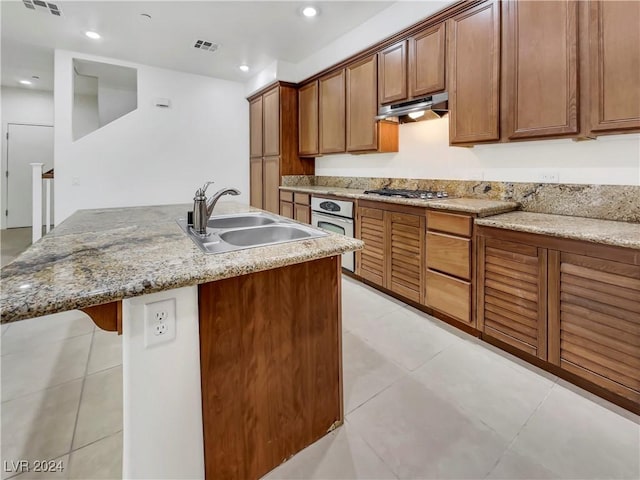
left=72, top=177, right=80, bottom=186
left=144, top=298, right=176, bottom=348
left=538, top=170, right=559, bottom=183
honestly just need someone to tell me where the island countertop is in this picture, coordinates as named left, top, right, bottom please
left=0, top=203, right=363, bottom=323
left=280, top=185, right=519, bottom=217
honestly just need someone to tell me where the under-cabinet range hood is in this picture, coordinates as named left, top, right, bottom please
left=375, top=92, right=448, bottom=121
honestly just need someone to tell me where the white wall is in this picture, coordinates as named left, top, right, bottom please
left=55, top=50, right=249, bottom=223
left=73, top=93, right=99, bottom=140
left=0, top=86, right=54, bottom=229
left=98, top=85, right=137, bottom=127
left=122, top=286, right=204, bottom=479
left=316, top=117, right=640, bottom=185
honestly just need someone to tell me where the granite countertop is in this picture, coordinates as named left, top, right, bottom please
left=475, top=211, right=640, bottom=249
left=0, top=203, right=363, bottom=323
left=280, top=185, right=519, bottom=217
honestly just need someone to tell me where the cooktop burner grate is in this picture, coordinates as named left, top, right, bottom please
left=363, top=188, right=449, bottom=199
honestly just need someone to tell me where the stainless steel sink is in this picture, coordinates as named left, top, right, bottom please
left=207, top=212, right=277, bottom=229
left=177, top=212, right=328, bottom=254
left=220, top=224, right=314, bottom=247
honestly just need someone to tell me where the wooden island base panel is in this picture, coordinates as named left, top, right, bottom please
left=198, top=256, right=343, bottom=480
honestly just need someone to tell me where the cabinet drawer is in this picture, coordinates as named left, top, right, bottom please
left=427, top=232, right=471, bottom=280
left=426, top=270, right=471, bottom=324
left=280, top=191, right=294, bottom=203
left=427, top=211, right=472, bottom=237
left=294, top=192, right=310, bottom=205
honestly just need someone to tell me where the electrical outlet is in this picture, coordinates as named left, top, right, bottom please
left=144, top=298, right=176, bottom=348
left=538, top=170, right=559, bottom=183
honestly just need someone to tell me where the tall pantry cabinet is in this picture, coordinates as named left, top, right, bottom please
left=248, top=82, right=314, bottom=214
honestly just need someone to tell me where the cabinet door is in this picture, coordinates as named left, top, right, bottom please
left=357, top=206, right=386, bottom=286
left=319, top=70, right=346, bottom=154
left=409, top=23, right=446, bottom=98
left=346, top=55, right=378, bottom=152
left=280, top=201, right=294, bottom=219
left=294, top=204, right=310, bottom=224
left=249, top=97, right=263, bottom=158
left=262, top=87, right=280, bottom=157
left=477, top=237, right=548, bottom=359
left=589, top=1, right=640, bottom=134
left=548, top=252, right=640, bottom=404
left=448, top=0, right=500, bottom=144
left=298, top=81, right=319, bottom=156
left=249, top=157, right=263, bottom=209
left=262, top=156, right=280, bottom=214
left=378, top=41, right=407, bottom=105
left=502, top=0, right=578, bottom=139
left=388, top=212, right=424, bottom=304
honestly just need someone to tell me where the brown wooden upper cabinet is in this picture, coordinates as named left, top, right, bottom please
left=298, top=81, right=318, bottom=156
left=248, top=83, right=313, bottom=213
left=347, top=55, right=379, bottom=152
left=448, top=0, right=501, bottom=145
left=588, top=0, right=640, bottom=134
left=249, top=96, right=263, bottom=158
left=262, top=87, right=280, bottom=157
left=409, top=22, right=446, bottom=98
left=319, top=69, right=346, bottom=154
left=378, top=41, right=408, bottom=105
left=378, top=23, right=446, bottom=106
left=502, top=0, right=579, bottom=140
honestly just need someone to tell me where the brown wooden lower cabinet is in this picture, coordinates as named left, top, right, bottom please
left=477, top=226, right=640, bottom=412
left=280, top=191, right=311, bottom=224
left=548, top=251, right=640, bottom=405
left=425, top=210, right=475, bottom=325
left=198, top=256, right=342, bottom=479
left=356, top=202, right=425, bottom=303
left=477, top=236, right=548, bottom=359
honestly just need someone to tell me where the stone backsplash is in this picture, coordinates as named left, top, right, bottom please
left=282, top=176, right=640, bottom=223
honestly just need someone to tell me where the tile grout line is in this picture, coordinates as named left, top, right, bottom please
left=65, top=327, right=97, bottom=473
left=342, top=418, right=400, bottom=480
left=482, top=379, right=558, bottom=479
left=0, top=329, right=96, bottom=358
left=0, top=332, right=97, bottom=405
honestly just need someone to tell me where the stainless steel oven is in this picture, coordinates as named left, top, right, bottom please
left=311, top=196, right=355, bottom=272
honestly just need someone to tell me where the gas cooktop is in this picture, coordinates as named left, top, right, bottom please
left=363, top=188, right=449, bottom=200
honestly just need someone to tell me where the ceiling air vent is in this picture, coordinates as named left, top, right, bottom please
left=193, top=40, right=219, bottom=52
left=23, top=0, right=62, bottom=16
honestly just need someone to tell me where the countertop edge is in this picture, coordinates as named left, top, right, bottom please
left=0, top=238, right=363, bottom=324
left=475, top=213, right=640, bottom=250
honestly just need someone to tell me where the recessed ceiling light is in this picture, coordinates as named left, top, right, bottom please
left=19, top=80, right=32, bottom=85
left=239, top=65, right=249, bottom=72
left=85, top=31, right=101, bottom=40
left=302, top=6, right=318, bottom=17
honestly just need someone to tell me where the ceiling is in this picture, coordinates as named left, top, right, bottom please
left=1, top=1, right=395, bottom=91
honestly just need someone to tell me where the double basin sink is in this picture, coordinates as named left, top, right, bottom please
left=177, top=211, right=328, bottom=254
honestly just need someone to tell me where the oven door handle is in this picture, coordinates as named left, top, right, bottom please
left=312, top=211, right=354, bottom=224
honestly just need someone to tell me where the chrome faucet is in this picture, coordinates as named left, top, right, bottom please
left=192, top=182, right=241, bottom=234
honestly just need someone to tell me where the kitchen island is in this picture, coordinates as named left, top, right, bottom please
left=0, top=203, right=363, bottom=479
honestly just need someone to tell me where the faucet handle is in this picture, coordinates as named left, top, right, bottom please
left=196, top=181, right=215, bottom=197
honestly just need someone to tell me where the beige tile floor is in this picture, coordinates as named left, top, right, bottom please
left=1, top=237, right=639, bottom=480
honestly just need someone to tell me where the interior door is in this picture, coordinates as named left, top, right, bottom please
left=6, top=124, right=54, bottom=228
